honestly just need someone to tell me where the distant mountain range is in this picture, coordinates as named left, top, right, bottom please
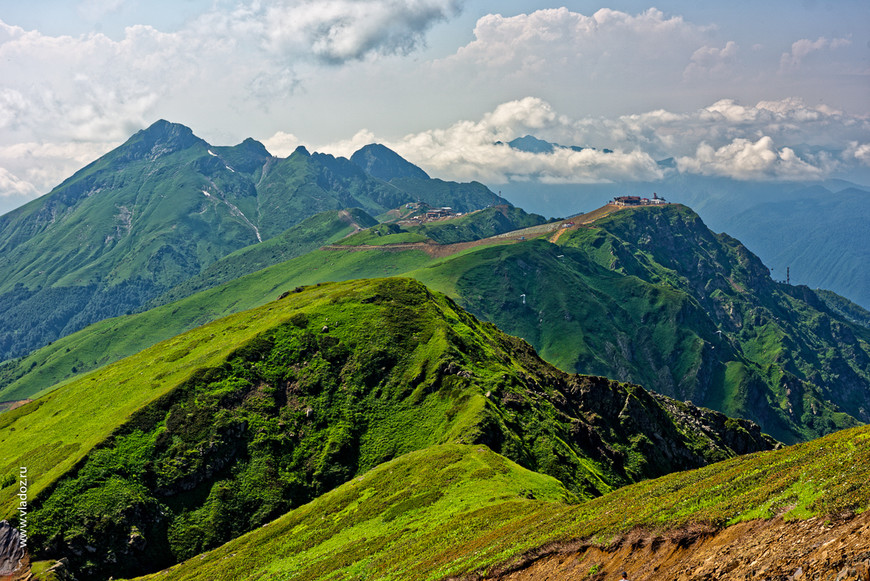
left=0, top=121, right=505, bottom=362
left=496, top=134, right=613, bottom=154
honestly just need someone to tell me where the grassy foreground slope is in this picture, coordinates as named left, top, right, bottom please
left=131, top=424, right=870, bottom=581
left=3, top=279, right=773, bottom=580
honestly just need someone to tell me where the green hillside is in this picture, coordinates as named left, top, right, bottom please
left=558, top=206, right=870, bottom=441
left=0, top=122, right=506, bottom=363
left=0, top=248, right=433, bottom=405
left=0, top=207, right=545, bottom=405
left=1, top=279, right=773, bottom=580
left=130, top=424, right=870, bottom=581
left=144, top=208, right=379, bottom=308
left=399, top=205, right=869, bottom=443
left=2, top=204, right=867, bottom=445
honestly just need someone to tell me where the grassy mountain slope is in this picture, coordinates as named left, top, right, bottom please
left=2, top=205, right=866, bottom=444
left=401, top=205, right=869, bottom=443
left=350, top=143, right=431, bottom=181
left=0, top=123, right=505, bottom=364
left=131, top=423, right=870, bottom=581
left=1, top=279, right=773, bottom=580
left=560, top=205, right=870, bottom=440
left=335, top=205, right=549, bottom=247
left=0, top=248, right=432, bottom=405
left=0, top=207, right=545, bottom=405
left=414, top=205, right=549, bottom=245
left=0, top=121, right=261, bottom=360
left=131, top=444, right=570, bottom=581
left=145, top=208, right=379, bottom=308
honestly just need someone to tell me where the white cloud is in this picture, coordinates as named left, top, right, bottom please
left=676, top=136, right=823, bottom=181
left=780, top=36, right=851, bottom=69
left=0, top=167, right=39, bottom=198
left=845, top=142, right=870, bottom=166
left=331, top=98, right=665, bottom=184
left=192, top=0, right=463, bottom=64
left=313, top=97, right=868, bottom=185
left=261, top=131, right=303, bottom=158
left=0, top=140, right=120, bottom=201
left=447, top=7, right=708, bottom=83
left=317, top=129, right=378, bottom=158
left=684, top=41, right=738, bottom=79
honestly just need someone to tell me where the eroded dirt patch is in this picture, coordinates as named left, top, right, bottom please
left=480, top=511, right=870, bottom=581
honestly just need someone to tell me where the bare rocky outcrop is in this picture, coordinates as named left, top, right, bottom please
left=0, top=521, right=25, bottom=577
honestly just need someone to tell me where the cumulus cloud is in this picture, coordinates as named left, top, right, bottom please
left=194, top=0, right=463, bottom=64
left=780, top=36, right=851, bottom=69
left=447, top=7, right=708, bottom=83
left=573, top=98, right=868, bottom=164
left=264, top=0, right=462, bottom=63
left=313, top=97, right=868, bottom=185
left=0, top=140, right=121, bottom=201
left=676, top=136, right=823, bottom=181
left=683, top=41, right=738, bottom=79
left=261, top=131, right=304, bottom=158
left=0, top=167, right=39, bottom=198
left=845, top=142, right=870, bottom=166
left=326, top=98, right=665, bottom=184
left=318, top=129, right=379, bottom=158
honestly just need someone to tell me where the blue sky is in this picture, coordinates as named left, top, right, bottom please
left=0, top=0, right=868, bottom=214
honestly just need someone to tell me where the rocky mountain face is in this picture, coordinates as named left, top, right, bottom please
left=17, top=278, right=774, bottom=580
left=0, top=521, right=25, bottom=576
left=0, top=121, right=505, bottom=363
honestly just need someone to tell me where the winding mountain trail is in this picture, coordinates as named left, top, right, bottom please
left=320, top=237, right=518, bottom=258
left=320, top=208, right=619, bottom=258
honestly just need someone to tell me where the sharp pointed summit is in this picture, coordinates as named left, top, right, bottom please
left=350, top=143, right=430, bottom=181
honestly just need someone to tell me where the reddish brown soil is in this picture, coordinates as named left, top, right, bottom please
left=0, top=400, right=31, bottom=413
left=480, top=512, right=870, bottom=581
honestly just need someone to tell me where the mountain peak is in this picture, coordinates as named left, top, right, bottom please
left=119, top=120, right=205, bottom=162
left=350, top=143, right=429, bottom=181
left=507, top=134, right=555, bottom=154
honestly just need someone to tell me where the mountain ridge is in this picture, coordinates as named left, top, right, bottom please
left=0, top=121, right=506, bottom=363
